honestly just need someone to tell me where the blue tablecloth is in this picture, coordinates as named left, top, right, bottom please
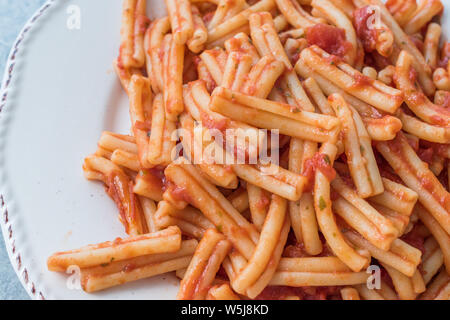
left=0, top=0, right=47, bottom=300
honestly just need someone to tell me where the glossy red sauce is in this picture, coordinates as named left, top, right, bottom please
left=216, top=266, right=229, bottom=280
left=421, top=141, right=449, bottom=158
left=371, top=51, right=391, bottom=69
left=123, top=263, right=137, bottom=273
left=374, top=140, right=405, bottom=183
left=283, top=244, right=307, bottom=258
left=374, top=149, right=403, bottom=183
left=400, top=224, right=426, bottom=256
left=283, top=231, right=335, bottom=258
left=129, top=181, right=140, bottom=223
left=341, top=174, right=356, bottom=189
left=165, top=180, right=193, bottom=204
left=306, top=24, right=352, bottom=59
left=330, top=189, right=340, bottom=201
left=106, top=172, right=134, bottom=234
left=148, top=166, right=165, bottom=180
left=417, top=147, right=434, bottom=165
left=353, top=73, right=374, bottom=87
left=302, top=153, right=337, bottom=192
left=379, top=265, right=395, bottom=290
left=388, top=134, right=450, bottom=209
left=419, top=175, right=450, bottom=209
left=353, top=6, right=378, bottom=53
left=364, top=51, right=377, bottom=68
left=143, top=167, right=166, bottom=190
left=381, top=168, right=403, bottom=184
left=283, top=231, right=306, bottom=258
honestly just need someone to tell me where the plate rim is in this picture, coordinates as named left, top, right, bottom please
left=0, top=0, right=57, bottom=300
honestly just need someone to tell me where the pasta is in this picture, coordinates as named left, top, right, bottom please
left=48, top=0, right=450, bottom=301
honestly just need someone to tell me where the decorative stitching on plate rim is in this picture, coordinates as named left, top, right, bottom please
left=0, top=0, right=56, bottom=300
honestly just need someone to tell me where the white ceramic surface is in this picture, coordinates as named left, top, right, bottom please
left=0, top=0, right=449, bottom=300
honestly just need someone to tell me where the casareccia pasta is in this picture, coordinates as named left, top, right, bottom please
left=48, top=0, right=450, bottom=300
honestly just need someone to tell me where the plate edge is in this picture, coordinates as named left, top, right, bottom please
left=0, top=0, right=57, bottom=300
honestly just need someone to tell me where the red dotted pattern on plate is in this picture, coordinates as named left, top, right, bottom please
left=0, top=0, right=57, bottom=300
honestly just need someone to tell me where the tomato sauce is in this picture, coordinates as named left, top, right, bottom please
left=371, top=51, right=391, bottom=70
left=283, top=231, right=306, bottom=258
left=216, top=266, right=229, bottom=280
left=341, top=174, right=356, bottom=190
left=353, top=6, right=378, bottom=53
left=283, top=243, right=307, bottom=259
left=400, top=224, right=426, bottom=256
left=302, top=153, right=337, bottom=192
left=142, top=167, right=166, bottom=190
left=106, top=171, right=135, bottom=234
left=417, top=147, right=434, bottom=165
left=419, top=175, right=450, bottom=209
left=164, top=180, right=193, bottom=204
left=283, top=232, right=335, bottom=258
left=123, top=263, right=137, bottom=273
left=306, top=24, right=352, bottom=59
left=380, top=168, right=403, bottom=184
left=421, top=141, right=449, bottom=158
left=379, top=265, right=395, bottom=290
left=353, top=73, right=373, bottom=88
left=388, top=134, right=450, bottom=209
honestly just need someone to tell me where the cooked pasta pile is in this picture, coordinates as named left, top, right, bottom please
left=48, top=0, right=450, bottom=300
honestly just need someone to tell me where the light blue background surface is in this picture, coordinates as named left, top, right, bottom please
left=0, top=0, right=47, bottom=300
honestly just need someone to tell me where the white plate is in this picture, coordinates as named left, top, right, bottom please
left=0, top=0, right=449, bottom=300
